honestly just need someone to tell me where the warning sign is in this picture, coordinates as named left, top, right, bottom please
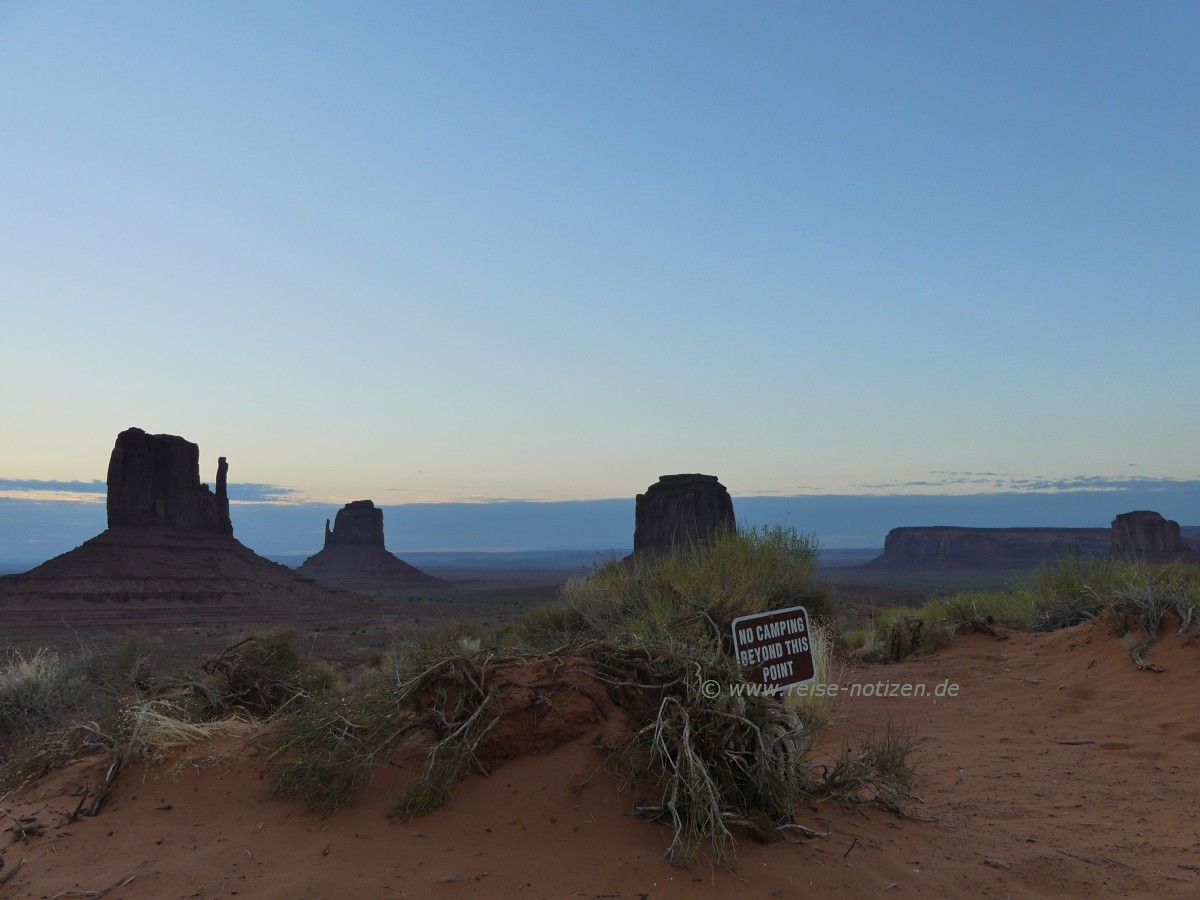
left=731, top=605, right=816, bottom=691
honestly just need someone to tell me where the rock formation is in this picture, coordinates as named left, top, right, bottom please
left=106, top=427, right=232, bottom=534
left=867, top=526, right=1111, bottom=571
left=0, top=428, right=370, bottom=634
left=323, top=500, right=386, bottom=549
left=1110, top=510, right=1191, bottom=559
left=630, top=474, right=735, bottom=557
left=297, top=500, right=448, bottom=592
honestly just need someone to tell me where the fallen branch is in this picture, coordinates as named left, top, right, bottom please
left=434, top=872, right=488, bottom=883
left=51, top=873, right=136, bottom=898
left=1056, top=848, right=1135, bottom=871
left=0, top=857, right=26, bottom=887
left=1129, top=641, right=1165, bottom=673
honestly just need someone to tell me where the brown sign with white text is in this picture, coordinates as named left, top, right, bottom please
left=731, top=605, right=815, bottom=691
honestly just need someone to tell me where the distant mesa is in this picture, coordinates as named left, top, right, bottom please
left=297, top=500, right=448, bottom=592
left=0, top=427, right=368, bottom=633
left=865, top=510, right=1199, bottom=571
left=866, top=526, right=1111, bottom=571
left=1110, top=510, right=1194, bottom=560
left=629, top=474, right=735, bottom=558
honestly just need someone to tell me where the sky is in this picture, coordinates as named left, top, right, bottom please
left=2, top=1, right=1198, bottom=557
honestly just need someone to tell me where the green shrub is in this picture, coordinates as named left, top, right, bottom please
left=557, top=525, right=825, bottom=653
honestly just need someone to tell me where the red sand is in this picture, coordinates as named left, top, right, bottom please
left=3, top=619, right=1198, bottom=899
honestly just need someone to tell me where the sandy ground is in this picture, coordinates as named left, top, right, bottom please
left=2, top=618, right=1198, bottom=899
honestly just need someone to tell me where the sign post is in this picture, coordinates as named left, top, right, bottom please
left=730, top=605, right=816, bottom=692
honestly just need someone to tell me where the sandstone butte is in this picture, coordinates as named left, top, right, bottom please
left=296, top=499, right=449, bottom=592
left=627, top=473, right=735, bottom=559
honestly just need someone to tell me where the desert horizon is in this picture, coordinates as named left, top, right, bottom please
left=6, top=481, right=1200, bottom=567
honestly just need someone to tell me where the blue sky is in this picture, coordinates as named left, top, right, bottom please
left=2, top=2, right=1197, bottom=553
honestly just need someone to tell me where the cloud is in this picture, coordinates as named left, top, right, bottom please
left=223, top=483, right=305, bottom=503
left=852, top=473, right=1200, bottom=495
left=0, top=477, right=303, bottom=505
left=0, top=478, right=106, bottom=493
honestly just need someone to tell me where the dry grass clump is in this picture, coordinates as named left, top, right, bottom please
left=0, top=630, right=328, bottom=801
left=0, top=695, right=253, bottom=801
left=97, top=630, right=163, bottom=690
left=0, top=649, right=92, bottom=738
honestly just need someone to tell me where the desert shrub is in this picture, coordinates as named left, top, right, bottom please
left=390, top=656, right=501, bottom=821
left=267, top=683, right=402, bottom=814
left=617, top=665, right=810, bottom=865
left=810, top=721, right=920, bottom=815
left=386, top=620, right=492, bottom=683
left=1017, top=555, right=1117, bottom=630
left=268, top=628, right=496, bottom=816
left=196, top=631, right=337, bottom=716
left=0, top=633, right=330, bottom=809
left=101, top=630, right=163, bottom=689
left=557, top=525, right=825, bottom=653
left=1075, top=560, right=1200, bottom=669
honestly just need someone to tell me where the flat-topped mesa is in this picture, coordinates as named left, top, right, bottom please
left=868, top=526, right=1111, bottom=571
left=323, top=500, right=385, bottom=549
left=106, top=427, right=232, bottom=535
left=632, top=474, right=735, bottom=557
left=1110, top=510, right=1189, bottom=559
